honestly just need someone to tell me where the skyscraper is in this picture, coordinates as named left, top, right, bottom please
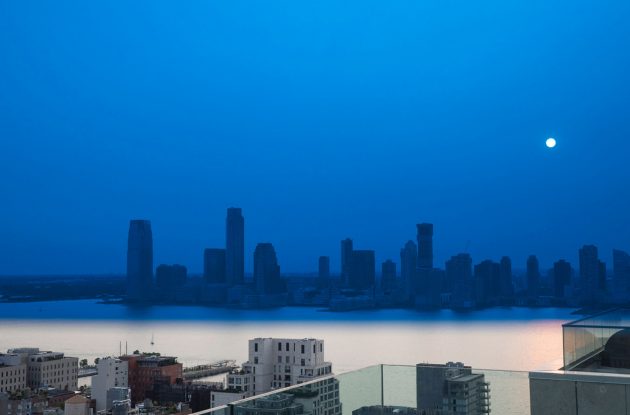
left=417, top=223, right=434, bottom=270
left=348, top=250, right=375, bottom=290
left=499, top=256, right=514, bottom=299
left=447, top=253, right=473, bottom=308
left=526, top=255, right=540, bottom=298
left=613, top=249, right=630, bottom=299
left=340, top=238, right=353, bottom=284
left=204, top=248, right=226, bottom=284
left=474, top=260, right=500, bottom=306
left=226, top=208, right=245, bottom=285
left=400, top=240, right=418, bottom=295
left=553, top=259, right=572, bottom=298
left=126, top=219, right=153, bottom=301
left=254, top=243, right=282, bottom=294
left=318, top=256, right=330, bottom=280
left=381, top=260, right=397, bottom=290
left=579, top=245, right=602, bottom=304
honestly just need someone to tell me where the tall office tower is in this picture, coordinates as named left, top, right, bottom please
left=446, top=254, right=474, bottom=308
left=126, top=219, right=153, bottom=302
left=526, top=255, right=540, bottom=298
left=579, top=245, right=602, bottom=304
left=499, top=256, right=514, bottom=298
left=155, top=264, right=187, bottom=289
left=474, top=260, right=500, bottom=306
left=381, top=260, right=397, bottom=290
left=340, top=238, right=354, bottom=284
left=348, top=250, right=376, bottom=290
left=613, top=249, right=630, bottom=298
left=318, top=256, right=330, bottom=280
left=417, top=223, right=434, bottom=270
left=400, top=240, right=418, bottom=294
left=204, top=248, right=226, bottom=284
left=92, top=357, right=129, bottom=412
left=226, top=207, right=245, bottom=286
left=416, top=362, right=490, bottom=415
left=553, top=260, right=572, bottom=299
left=254, top=243, right=282, bottom=294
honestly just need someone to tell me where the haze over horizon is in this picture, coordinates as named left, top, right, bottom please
left=2, top=1, right=629, bottom=275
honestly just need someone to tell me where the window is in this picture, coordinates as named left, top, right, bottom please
left=301, top=345, right=305, bottom=354
left=285, top=343, right=289, bottom=351
left=313, top=344, right=316, bottom=353
left=254, top=343, right=258, bottom=352
left=278, top=343, right=282, bottom=351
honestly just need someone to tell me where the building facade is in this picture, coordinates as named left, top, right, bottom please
left=226, top=208, right=245, bottom=286
left=92, top=358, right=129, bottom=412
left=127, top=220, right=153, bottom=301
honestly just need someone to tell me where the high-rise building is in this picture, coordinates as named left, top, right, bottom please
left=579, top=245, right=603, bottom=304
left=254, top=243, right=282, bottom=294
left=120, top=354, right=182, bottom=404
left=499, top=256, right=514, bottom=299
left=416, top=362, right=490, bottom=415
left=340, top=239, right=354, bottom=284
left=400, top=241, right=418, bottom=295
left=417, top=223, right=434, bottom=270
left=526, top=255, right=540, bottom=298
left=348, top=250, right=376, bottom=290
left=447, top=254, right=474, bottom=309
left=126, top=219, right=153, bottom=301
left=318, top=256, right=330, bottom=280
left=613, top=249, right=630, bottom=299
left=204, top=248, right=226, bottom=284
left=553, top=260, right=572, bottom=299
left=381, top=260, right=397, bottom=290
left=92, top=357, right=129, bottom=412
left=155, top=264, right=187, bottom=289
left=474, top=260, right=500, bottom=306
left=226, top=208, right=245, bottom=286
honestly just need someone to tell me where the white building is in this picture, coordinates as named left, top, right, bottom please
left=92, top=358, right=128, bottom=412
left=211, top=338, right=332, bottom=408
left=0, top=353, right=27, bottom=394
left=8, top=348, right=78, bottom=392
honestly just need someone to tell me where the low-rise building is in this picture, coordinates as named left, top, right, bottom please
left=6, top=349, right=78, bottom=392
left=0, top=354, right=27, bottom=394
left=92, top=358, right=128, bottom=412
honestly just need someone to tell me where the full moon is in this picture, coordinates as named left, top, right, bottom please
left=546, top=137, right=557, bottom=148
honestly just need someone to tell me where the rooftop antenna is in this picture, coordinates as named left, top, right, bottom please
left=125, top=341, right=128, bottom=355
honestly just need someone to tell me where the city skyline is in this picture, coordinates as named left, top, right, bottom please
left=2, top=2, right=630, bottom=276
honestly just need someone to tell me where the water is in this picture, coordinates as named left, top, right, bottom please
left=0, top=300, right=575, bottom=373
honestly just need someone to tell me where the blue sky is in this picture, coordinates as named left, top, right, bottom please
left=1, top=1, right=629, bottom=275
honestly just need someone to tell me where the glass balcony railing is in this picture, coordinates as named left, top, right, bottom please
left=192, top=364, right=532, bottom=415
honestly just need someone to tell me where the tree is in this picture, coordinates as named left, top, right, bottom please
left=94, top=358, right=100, bottom=365
left=80, top=359, right=88, bottom=368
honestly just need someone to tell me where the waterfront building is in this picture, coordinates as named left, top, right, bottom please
left=0, top=353, right=27, bottom=394
left=416, top=362, right=490, bottom=415
left=318, top=257, right=330, bottom=281
left=226, top=208, right=245, bottom=286
left=7, top=349, right=78, bottom=392
left=613, top=249, right=630, bottom=301
left=126, top=220, right=153, bottom=302
left=552, top=260, right=572, bottom=299
left=474, top=260, right=500, bottom=307
left=254, top=243, right=283, bottom=295
left=381, top=260, right=396, bottom=291
left=213, top=338, right=332, bottom=408
left=579, top=245, right=605, bottom=304
left=348, top=251, right=375, bottom=290
left=499, top=256, right=514, bottom=299
left=400, top=241, right=417, bottom=296
left=416, top=223, right=433, bottom=270
left=447, top=254, right=474, bottom=309
left=92, top=358, right=128, bottom=412
left=204, top=249, right=226, bottom=284
left=155, top=264, right=187, bottom=290
left=120, top=355, right=182, bottom=404
left=526, top=255, right=540, bottom=298
left=340, top=239, right=353, bottom=285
